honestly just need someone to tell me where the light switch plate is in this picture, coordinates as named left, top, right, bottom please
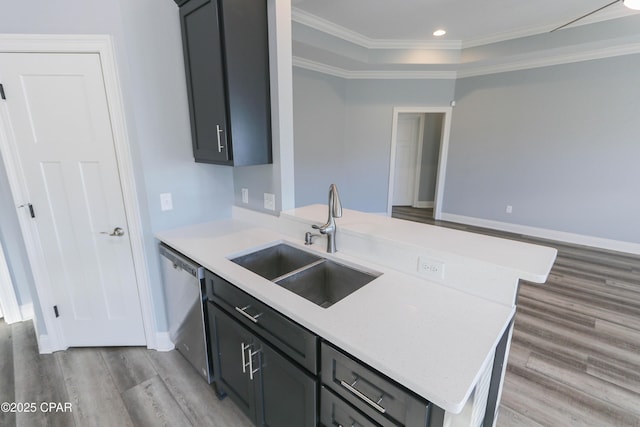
left=160, top=193, right=173, bottom=211
left=242, top=188, right=249, bottom=204
left=264, top=193, right=275, bottom=211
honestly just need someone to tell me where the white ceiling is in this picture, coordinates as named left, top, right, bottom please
left=292, top=0, right=634, bottom=46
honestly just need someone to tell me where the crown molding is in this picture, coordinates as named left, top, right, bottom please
left=292, top=57, right=457, bottom=80
left=294, top=39, right=640, bottom=81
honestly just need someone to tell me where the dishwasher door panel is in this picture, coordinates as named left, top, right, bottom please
left=160, top=247, right=212, bottom=383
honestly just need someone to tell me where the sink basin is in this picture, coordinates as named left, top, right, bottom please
left=231, top=243, right=322, bottom=280
left=275, top=260, right=380, bottom=308
left=231, top=243, right=381, bottom=308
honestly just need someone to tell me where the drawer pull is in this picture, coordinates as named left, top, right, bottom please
left=340, top=379, right=387, bottom=414
left=235, top=305, right=263, bottom=323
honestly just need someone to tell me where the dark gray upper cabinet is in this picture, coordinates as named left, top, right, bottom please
left=176, top=0, right=272, bottom=166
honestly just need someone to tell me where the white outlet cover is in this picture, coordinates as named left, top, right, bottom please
left=417, top=256, right=445, bottom=280
left=264, top=193, right=275, bottom=211
left=160, top=193, right=173, bottom=211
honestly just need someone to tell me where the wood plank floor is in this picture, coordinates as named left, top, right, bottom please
left=1, top=208, right=638, bottom=426
left=392, top=206, right=640, bottom=427
left=0, top=320, right=252, bottom=427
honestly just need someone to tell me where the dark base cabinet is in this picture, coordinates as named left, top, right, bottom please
left=203, top=270, right=444, bottom=427
left=208, top=302, right=317, bottom=426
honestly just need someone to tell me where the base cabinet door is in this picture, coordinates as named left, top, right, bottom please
left=209, top=302, right=258, bottom=422
left=259, top=343, right=317, bottom=427
left=209, top=302, right=317, bottom=426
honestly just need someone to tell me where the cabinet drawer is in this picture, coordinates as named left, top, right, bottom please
left=321, top=386, right=380, bottom=427
left=321, top=343, right=430, bottom=427
left=205, top=271, right=318, bottom=374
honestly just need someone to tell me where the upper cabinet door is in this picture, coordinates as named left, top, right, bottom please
left=177, top=0, right=272, bottom=166
left=179, top=0, right=230, bottom=163
left=219, top=0, right=272, bottom=166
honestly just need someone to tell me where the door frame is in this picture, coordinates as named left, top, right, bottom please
left=387, top=106, right=453, bottom=220
left=0, top=34, right=157, bottom=352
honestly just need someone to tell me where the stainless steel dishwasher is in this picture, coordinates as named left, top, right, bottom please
left=160, top=244, right=212, bottom=383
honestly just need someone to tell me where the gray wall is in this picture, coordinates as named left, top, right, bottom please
left=293, top=68, right=456, bottom=212
left=293, top=68, right=347, bottom=207
left=445, top=54, right=640, bottom=243
left=0, top=0, right=234, bottom=333
left=417, top=113, right=443, bottom=202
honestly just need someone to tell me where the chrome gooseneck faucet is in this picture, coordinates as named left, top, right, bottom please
left=310, top=184, right=343, bottom=253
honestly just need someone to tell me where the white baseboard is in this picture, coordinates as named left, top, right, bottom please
left=153, top=331, right=175, bottom=352
left=441, top=213, right=640, bottom=255
left=20, top=302, right=34, bottom=320
left=414, top=201, right=434, bottom=208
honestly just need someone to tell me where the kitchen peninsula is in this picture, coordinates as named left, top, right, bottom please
left=156, top=205, right=557, bottom=426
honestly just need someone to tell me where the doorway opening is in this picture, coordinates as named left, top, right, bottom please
left=387, top=107, right=452, bottom=220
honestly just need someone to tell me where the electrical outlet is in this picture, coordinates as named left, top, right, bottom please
left=160, top=193, right=173, bottom=211
left=506, top=205, right=513, bottom=214
left=264, top=193, right=275, bottom=211
left=417, top=256, right=445, bottom=280
left=241, top=188, right=249, bottom=204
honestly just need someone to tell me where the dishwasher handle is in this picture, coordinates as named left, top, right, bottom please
left=159, top=245, right=204, bottom=279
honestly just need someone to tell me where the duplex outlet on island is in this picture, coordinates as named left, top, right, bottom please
left=417, top=256, right=445, bottom=280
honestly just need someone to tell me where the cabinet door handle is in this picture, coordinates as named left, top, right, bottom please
left=235, top=305, right=262, bottom=323
left=248, top=347, right=261, bottom=380
left=339, top=379, right=387, bottom=414
left=216, top=125, right=225, bottom=152
left=241, top=342, right=251, bottom=374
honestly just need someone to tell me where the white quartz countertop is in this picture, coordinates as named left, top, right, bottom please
left=155, top=218, right=519, bottom=413
left=281, top=205, right=557, bottom=284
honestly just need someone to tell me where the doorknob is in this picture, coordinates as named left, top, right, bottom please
left=101, top=227, right=124, bottom=237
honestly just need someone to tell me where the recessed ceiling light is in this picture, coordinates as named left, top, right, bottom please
left=433, top=29, right=446, bottom=37
left=624, top=0, right=640, bottom=10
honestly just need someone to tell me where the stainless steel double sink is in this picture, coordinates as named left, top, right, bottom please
left=231, top=243, right=381, bottom=308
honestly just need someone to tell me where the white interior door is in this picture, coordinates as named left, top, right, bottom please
left=392, top=113, right=422, bottom=205
left=0, top=52, right=145, bottom=346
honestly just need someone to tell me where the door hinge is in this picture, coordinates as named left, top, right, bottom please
left=53, top=305, right=60, bottom=318
left=0, top=84, right=5, bottom=100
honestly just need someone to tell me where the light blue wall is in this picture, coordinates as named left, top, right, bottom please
left=292, top=68, right=456, bottom=212
left=292, top=68, right=347, bottom=207
left=0, top=0, right=234, bottom=333
left=446, top=54, right=640, bottom=243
